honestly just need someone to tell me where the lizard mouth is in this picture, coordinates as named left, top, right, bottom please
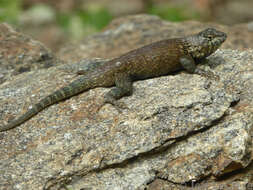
left=219, top=32, right=227, bottom=43
left=214, top=31, right=227, bottom=45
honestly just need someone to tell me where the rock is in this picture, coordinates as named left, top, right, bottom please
left=0, top=23, right=59, bottom=85
left=58, top=14, right=253, bottom=62
left=146, top=178, right=251, bottom=190
left=210, top=0, right=253, bottom=25
left=1, top=15, right=253, bottom=190
left=1, top=47, right=253, bottom=189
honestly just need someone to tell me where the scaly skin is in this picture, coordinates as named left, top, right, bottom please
left=0, top=28, right=227, bottom=132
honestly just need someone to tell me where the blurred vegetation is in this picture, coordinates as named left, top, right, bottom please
left=0, top=0, right=113, bottom=30
left=147, top=4, right=200, bottom=22
left=0, top=0, right=21, bottom=24
left=0, top=0, right=200, bottom=38
left=57, top=8, right=113, bottom=37
left=0, top=0, right=201, bottom=26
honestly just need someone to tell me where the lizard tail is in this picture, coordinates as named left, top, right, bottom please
left=0, top=76, right=97, bottom=132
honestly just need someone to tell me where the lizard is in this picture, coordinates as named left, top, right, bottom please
left=0, top=28, right=227, bottom=132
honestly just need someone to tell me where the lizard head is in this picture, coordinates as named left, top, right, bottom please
left=185, top=28, right=227, bottom=59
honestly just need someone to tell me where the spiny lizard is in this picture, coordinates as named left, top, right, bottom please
left=0, top=28, right=227, bottom=132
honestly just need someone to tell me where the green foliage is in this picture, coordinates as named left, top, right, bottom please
left=0, top=0, right=21, bottom=23
left=77, top=8, right=113, bottom=30
left=56, top=7, right=113, bottom=39
left=57, top=13, right=71, bottom=30
left=147, top=5, right=200, bottom=22
left=57, top=8, right=113, bottom=32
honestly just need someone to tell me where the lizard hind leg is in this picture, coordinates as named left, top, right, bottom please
left=104, top=73, right=133, bottom=110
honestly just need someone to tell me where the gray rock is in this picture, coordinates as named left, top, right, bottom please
left=0, top=23, right=59, bottom=85
left=1, top=48, right=253, bottom=189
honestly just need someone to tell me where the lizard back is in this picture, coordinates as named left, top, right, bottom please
left=103, top=38, right=186, bottom=80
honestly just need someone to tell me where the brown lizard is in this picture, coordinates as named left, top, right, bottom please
left=0, top=28, right=227, bottom=132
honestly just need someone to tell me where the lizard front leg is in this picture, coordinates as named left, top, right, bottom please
left=104, top=72, right=132, bottom=109
left=180, top=56, right=219, bottom=80
left=179, top=56, right=197, bottom=73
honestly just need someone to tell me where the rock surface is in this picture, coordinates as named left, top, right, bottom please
left=0, top=23, right=59, bottom=85
left=57, top=14, right=253, bottom=62
left=1, top=16, right=253, bottom=190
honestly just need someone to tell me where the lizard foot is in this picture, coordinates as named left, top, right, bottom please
left=103, top=97, right=129, bottom=113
